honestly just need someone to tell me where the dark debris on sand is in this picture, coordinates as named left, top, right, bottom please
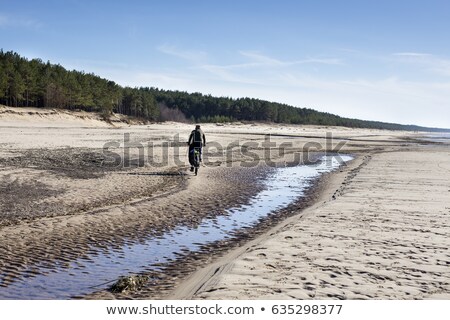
left=0, top=176, right=64, bottom=226
left=0, top=148, right=136, bottom=179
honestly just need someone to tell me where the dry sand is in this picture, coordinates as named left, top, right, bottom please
left=1, top=106, right=448, bottom=299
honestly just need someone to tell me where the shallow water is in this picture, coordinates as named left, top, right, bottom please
left=0, top=154, right=352, bottom=299
left=422, top=132, right=450, bottom=144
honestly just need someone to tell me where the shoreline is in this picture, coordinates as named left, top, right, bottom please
left=1, top=113, right=446, bottom=299
left=0, top=152, right=351, bottom=299
left=168, top=152, right=369, bottom=299
left=85, top=154, right=358, bottom=299
left=0, top=163, right=272, bottom=299
left=173, top=145, right=450, bottom=300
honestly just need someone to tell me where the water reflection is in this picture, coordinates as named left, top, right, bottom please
left=0, top=155, right=352, bottom=299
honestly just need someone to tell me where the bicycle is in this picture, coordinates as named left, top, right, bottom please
left=193, top=149, right=200, bottom=175
left=188, top=147, right=201, bottom=176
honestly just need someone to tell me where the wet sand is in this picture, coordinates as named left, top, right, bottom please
left=1, top=106, right=445, bottom=299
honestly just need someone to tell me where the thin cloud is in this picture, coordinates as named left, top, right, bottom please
left=393, top=52, right=450, bottom=77
left=392, top=52, right=432, bottom=57
left=239, top=51, right=285, bottom=66
left=197, top=51, right=342, bottom=82
left=198, top=64, right=266, bottom=85
left=0, top=13, right=42, bottom=29
left=157, top=44, right=207, bottom=63
left=239, top=51, right=342, bottom=67
left=341, top=77, right=443, bottom=101
left=195, top=50, right=343, bottom=88
left=426, top=57, right=450, bottom=77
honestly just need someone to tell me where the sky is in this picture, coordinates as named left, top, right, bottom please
left=1, top=0, right=449, bottom=128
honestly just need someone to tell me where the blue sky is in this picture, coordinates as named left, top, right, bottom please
left=1, top=0, right=449, bottom=128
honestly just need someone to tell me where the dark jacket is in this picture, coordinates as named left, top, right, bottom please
left=188, top=129, right=206, bottom=147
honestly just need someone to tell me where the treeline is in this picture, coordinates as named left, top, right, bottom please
left=1, top=50, right=448, bottom=132
left=0, top=50, right=159, bottom=120
left=150, top=89, right=449, bottom=131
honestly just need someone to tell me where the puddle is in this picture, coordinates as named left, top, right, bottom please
left=0, top=154, right=352, bottom=299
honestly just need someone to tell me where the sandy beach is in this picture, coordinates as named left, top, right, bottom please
left=1, top=105, right=448, bottom=299
left=172, top=148, right=450, bottom=299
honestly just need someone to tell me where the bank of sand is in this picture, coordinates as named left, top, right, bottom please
left=171, top=147, right=450, bottom=300
left=1, top=106, right=447, bottom=299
